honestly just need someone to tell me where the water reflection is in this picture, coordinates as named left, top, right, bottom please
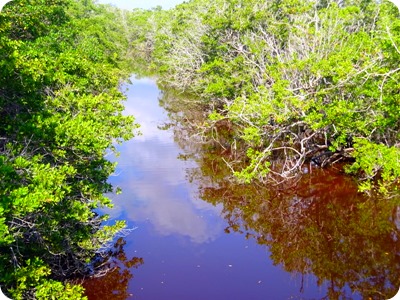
left=83, top=238, right=144, bottom=299
left=159, top=88, right=400, bottom=299
left=106, top=77, right=222, bottom=244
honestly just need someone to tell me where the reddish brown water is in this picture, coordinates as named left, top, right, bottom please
left=83, top=77, right=400, bottom=300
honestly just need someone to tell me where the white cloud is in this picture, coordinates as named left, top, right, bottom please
left=101, top=77, right=223, bottom=244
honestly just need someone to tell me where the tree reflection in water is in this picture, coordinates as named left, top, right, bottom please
left=82, top=238, right=143, bottom=300
left=159, top=88, right=400, bottom=300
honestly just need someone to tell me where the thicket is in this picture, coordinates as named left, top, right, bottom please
left=128, top=0, right=400, bottom=197
left=0, top=0, right=137, bottom=298
left=158, top=77, right=400, bottom=300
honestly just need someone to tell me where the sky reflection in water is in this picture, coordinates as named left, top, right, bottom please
left=105, top=77, right=222, bottom=244
left=87, top=77, right=398, bottom=300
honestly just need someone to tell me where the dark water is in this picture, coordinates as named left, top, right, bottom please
left=83, top=77, right=400, bottom=300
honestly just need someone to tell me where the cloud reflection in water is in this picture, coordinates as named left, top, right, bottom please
left=104, top=77, right=222, bottom=244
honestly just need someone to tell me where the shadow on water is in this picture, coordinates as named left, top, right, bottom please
left=159, top=87, right=400, bottom=299
left=82, top=237, right=144, bottom=299
left=85, top=77, right=400, bottom=300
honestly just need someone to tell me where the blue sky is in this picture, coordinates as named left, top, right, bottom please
left=96, top=0, right=187, bottom=10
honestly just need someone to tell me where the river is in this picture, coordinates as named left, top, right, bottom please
left=82, top=77, right=400, bottom=300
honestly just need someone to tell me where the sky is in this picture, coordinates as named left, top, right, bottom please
left=96, top=0, right=187, bottom=10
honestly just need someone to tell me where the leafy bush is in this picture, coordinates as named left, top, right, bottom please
left=0, top=0, right=137, bottom=298
left=128, top=0, right=400, bottom=196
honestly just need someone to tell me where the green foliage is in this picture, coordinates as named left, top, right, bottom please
left=7, top=258, right=86, bottom=300
left=128, top=0, right=400, bottom=196
left=346, top=139, right=400, bottom=195
left=35, top=281, right=87, bottom=300
left=161, top=88, right=400, bottom=299
left=0, top=0, right=138, bottom=298
left=234, top=148, right=270, bottom=183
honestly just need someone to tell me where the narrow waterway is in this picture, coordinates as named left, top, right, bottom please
left=83, top=77, right=400, bottom=300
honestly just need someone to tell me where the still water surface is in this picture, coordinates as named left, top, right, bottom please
left=83, top=77, right=400, bottom=299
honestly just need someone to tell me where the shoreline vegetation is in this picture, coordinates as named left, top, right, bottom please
left=163, top=85, right=400, bottom=298
left=0, top=0, right=138, bottom=298
left=0, top=0, right=399, bottom=298
left=128, top=0, right=399, bottom=197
